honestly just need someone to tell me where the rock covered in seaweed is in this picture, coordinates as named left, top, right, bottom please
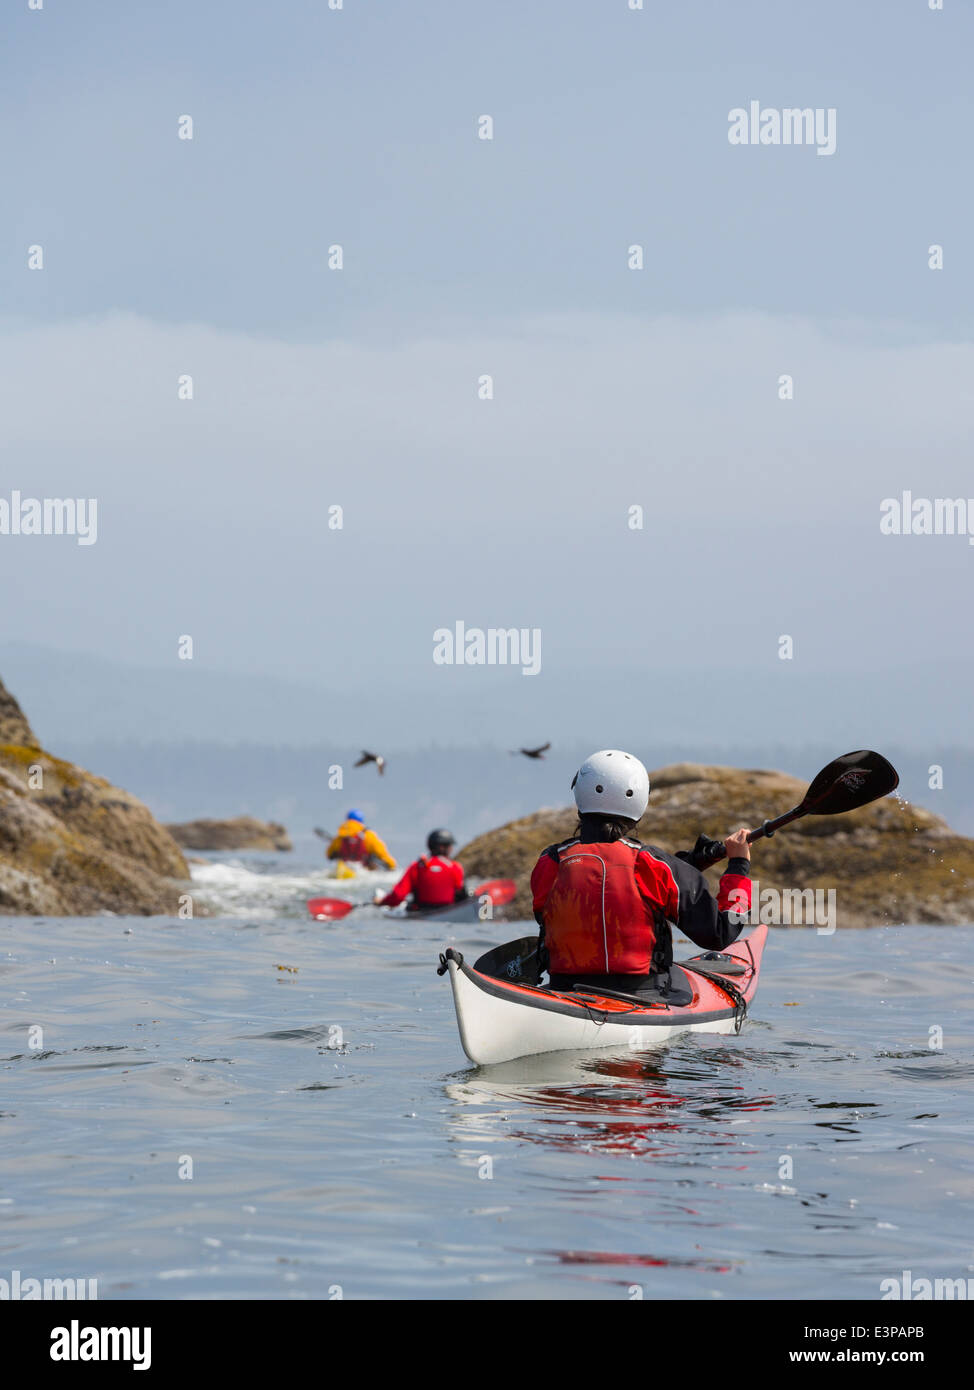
left=0, top=676, right=190, bottom=916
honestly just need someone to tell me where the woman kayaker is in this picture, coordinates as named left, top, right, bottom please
left=530, top=750, right=754, bottom=998
left=327, top=810, right=397, bottom=871
left=377, top=829, right=468, bottom=913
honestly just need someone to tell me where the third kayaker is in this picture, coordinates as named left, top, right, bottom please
left=326, top=810, right=397, bottom=871
left=376, top=829, right=467, bottom=913
left=530, top=750, right=754, bottom=998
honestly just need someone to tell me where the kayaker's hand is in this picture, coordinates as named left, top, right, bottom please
left=724, top=828, right=751, bottom=861
left=676, top=833, right=724, bottom=871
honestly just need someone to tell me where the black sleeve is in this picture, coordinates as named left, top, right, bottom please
left=648, top=845, right=749, bottom=952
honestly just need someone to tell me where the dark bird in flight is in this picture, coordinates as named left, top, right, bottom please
left=512, top=742, right=551, bottom=760
left=355, top=750, right=386, bottom=775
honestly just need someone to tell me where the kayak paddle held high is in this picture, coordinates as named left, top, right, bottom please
left=687, top=750, right=900, bottom=869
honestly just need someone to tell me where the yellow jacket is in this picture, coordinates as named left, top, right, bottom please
left=327, top=818, right=396, bottom=870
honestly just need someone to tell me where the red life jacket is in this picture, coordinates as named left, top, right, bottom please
left=542, top=839, right=659, bottom=975
left=338, top=832, right=369, bottom=863
left=413, top=855, right=457, bottom=906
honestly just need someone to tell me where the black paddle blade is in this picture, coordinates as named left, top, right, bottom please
left=801, top=750, right=899, bottom=816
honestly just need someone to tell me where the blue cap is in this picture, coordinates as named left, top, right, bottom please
left=346, top=808, right=364, bottom=822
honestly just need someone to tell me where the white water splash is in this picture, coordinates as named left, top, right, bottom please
left=189, top=857, right=398, bottom=919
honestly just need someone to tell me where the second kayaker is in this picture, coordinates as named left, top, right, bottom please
left=530, top=750, right=754, bottom=998
left=376, top=829, right=468, bottom=912
left=326, top=810, right=397, bottom=871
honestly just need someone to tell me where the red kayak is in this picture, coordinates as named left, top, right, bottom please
left=308, top=878, right=516, bottom=922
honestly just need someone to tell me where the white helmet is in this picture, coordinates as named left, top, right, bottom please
left=571, top=750, right=650, bottom=820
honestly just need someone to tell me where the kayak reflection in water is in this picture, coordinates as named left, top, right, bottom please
left=326, top=809, right=397, bottom=871
left=530, top=751, right=755, bottom=1000
left=376, top=828, right=469, bottom=913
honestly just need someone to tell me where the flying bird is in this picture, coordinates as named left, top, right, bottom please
left=512, top=742, right=550, bottom=760
left=355, top=750, right=386, bottom=775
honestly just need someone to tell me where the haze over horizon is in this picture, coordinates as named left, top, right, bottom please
left=0, top=638, right=970, bottom=754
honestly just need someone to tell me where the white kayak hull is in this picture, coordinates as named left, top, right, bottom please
left=442, top=925, right=768, bottom=1066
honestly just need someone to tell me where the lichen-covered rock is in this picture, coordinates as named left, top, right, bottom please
left=458, top=764, right=974, bottom=927
left=0, top=676, right=190, bottom=916
left=166, top=817, right=292, bottom=852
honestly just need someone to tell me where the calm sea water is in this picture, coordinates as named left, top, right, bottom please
left=1, top=851, right=972, bottom=1301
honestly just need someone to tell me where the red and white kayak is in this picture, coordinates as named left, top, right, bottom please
left=438, top=925, right=768, bottom=1065
left=308, top=879, right=516, bottom=924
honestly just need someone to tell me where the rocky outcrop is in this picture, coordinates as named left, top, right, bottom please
left=166, top=816, right=292, bottom=852
left=0, top=680, right=37, bottom=746
left=0, top=676, right=190, bottom=915
left=458, top=763, right=974, bottom=927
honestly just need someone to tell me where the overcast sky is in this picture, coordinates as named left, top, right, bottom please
left=2, top=1, right=971, bottom=752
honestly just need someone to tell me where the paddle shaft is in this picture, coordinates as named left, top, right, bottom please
left=698, top=807, right=798, bottom=869
left=745, top=803, right=805, bottom=846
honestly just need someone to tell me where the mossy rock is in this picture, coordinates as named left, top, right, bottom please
left=166, top=816, right=292, bottom=852
left=0, top=676, right=190, bottom=916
